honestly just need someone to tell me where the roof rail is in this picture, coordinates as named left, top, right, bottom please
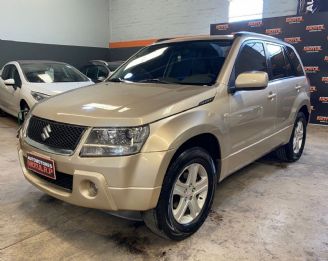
left=233, top=31, right=277, bottom=40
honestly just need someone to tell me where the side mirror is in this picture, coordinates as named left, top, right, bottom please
left=4, top=79, right=15, bottom=86
left=235, top=71, right=268, bottom=91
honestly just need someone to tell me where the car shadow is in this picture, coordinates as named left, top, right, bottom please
left=14, top=152, right=290, bottom=259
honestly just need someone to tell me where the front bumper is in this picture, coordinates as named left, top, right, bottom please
left=18, top=139, right=174, bottom=211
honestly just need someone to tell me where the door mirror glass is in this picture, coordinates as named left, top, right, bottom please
left=4, top=78, right=15, bottom=86
left=235, top=71, right=268, bottom=90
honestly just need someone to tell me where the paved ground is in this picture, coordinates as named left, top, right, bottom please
left=0, top=115, right=327, bottom=261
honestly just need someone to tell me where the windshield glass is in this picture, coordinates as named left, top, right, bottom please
left=109, top=40, right=232, bottom=86
left=21, top=63, right=89, bottom=83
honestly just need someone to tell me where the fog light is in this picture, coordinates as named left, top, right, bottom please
left=88, top=181, right=98, bottom=197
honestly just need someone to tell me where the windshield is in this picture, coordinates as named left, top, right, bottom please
left=109, top=40, right=232, bottom=86
left=21, top=63, right=89, bottom=83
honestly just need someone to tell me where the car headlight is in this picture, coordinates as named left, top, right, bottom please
left=80, top=126, right=150, bottom=157
left=31, top=91, right=50, bottom=102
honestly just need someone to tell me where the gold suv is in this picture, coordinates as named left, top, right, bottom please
left=18, top=32, right=310, bottom=240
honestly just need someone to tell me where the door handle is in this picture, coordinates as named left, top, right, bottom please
left=267, top=93, right=277, bottom=100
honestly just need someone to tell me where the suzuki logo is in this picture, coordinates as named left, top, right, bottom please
left=41, top=125, right=52, bottom=141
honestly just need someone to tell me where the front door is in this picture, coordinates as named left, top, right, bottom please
left=0, top=65, right=22, bottom=116
left=226, top=41, right=277, bottom=174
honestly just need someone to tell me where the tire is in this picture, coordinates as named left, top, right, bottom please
left=20, top=102, right=30, bottom=122
left=276, top=112, right=307, bottom=162
left=21, top=102, right=30, bottom=115
left=143, top=147, right=217, bottom=240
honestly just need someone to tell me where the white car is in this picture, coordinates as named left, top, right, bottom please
left=0, top=60, right=93, bottom=117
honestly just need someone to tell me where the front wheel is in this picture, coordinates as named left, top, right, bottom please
left=143, top=147, right=217, bottom=240
left=276, top=112, right=307, bottom=162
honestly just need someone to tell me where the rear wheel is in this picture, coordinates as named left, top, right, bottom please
left=276, top=112, right=307, bottom=162
left=143, top=147, right=217, bottom=240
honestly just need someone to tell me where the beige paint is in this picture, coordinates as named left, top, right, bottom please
left=18, top=33, right=311, bottom=211
left=235, top=71, right=269, bottom=89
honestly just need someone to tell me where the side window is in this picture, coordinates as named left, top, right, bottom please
left=84, top=66, right=98, bottom=80
left=97, top=66, right=109, bottom=78
left=12, top=67, right=22, bottom=87
left=286, top=46, right=305, bottom=77
left=1, top=65, right=12, bottom=80
left=235, top=42, right=268, bottom=77
left=266, top=44, right=289, bottom=80
left=283, top=48, right=294, bottom=77
left=0, top=65, right=21, bottom=87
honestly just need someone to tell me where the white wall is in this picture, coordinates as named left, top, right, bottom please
left=263, top=0, right=298, bottom=19
left=0, top=0, right=299, bottom=47
left=109, top=0, right=298, bottom=42
left=0, top=0, right=110, bottom=48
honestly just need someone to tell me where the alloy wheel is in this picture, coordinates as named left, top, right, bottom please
left=171, top=163, right=209, bottom=224
left=293, top=120, right=304, bottom=154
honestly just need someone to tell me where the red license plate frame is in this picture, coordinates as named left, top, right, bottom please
left=26, top=153, right=56, bottom=180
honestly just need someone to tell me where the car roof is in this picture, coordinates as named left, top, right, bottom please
left=16, top=60, right=67, bottom=65
left=152, top=31, right=288, bottom=46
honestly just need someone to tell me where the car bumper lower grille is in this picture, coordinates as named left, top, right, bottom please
left=24, top=157, right=73, bottom=191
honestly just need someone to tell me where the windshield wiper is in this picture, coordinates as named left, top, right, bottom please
left=137, top=78, right=171, bottom=84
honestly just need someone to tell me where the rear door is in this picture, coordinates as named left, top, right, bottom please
left=266, top=43, right=305, bottom=133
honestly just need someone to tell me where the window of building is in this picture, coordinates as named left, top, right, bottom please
left=229, top=0, right=264, bottom=23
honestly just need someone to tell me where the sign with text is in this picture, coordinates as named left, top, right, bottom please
left=298, top=0, right=328, bottom=14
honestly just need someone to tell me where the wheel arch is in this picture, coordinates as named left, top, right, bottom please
left=20, top=99, right=29, bottom=111
left=298, top=104, right=310, bottom=124
left=170, top=133, right=221, bottom=172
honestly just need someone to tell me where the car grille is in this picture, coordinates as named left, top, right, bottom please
left=27, top=116, right=86, bottom=154
left=24, top=157, right=73, bottom=191
left=31, top=170, right=73, bottom=191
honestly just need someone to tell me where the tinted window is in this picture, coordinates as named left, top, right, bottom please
left=1, top=65, right=12, bottom=80
left=21, top=63, right=89, bottom=83
left=286, top=46, right=304, bottom=77
left=110, top=40, right=232, bottom=86
left=81, top=65, right=109, bottom=82
left=81, top=65, right=98, bottom=80
left=97, top=66, right=109, bottom=78
left=235, top=42, right=268, bottom=77
left=267, top=44, right=289, bottom=80
left=108, top=62, right=122, bottom=71
left=13, top=67, right=22, bottom=87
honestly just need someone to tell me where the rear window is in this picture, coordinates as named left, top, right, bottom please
left=286, top=46, right=305, bottom=77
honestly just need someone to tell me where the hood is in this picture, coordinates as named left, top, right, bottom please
left=28, top=81, right=93, bottom=96
left=32, top=82, right=217, bottom=127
